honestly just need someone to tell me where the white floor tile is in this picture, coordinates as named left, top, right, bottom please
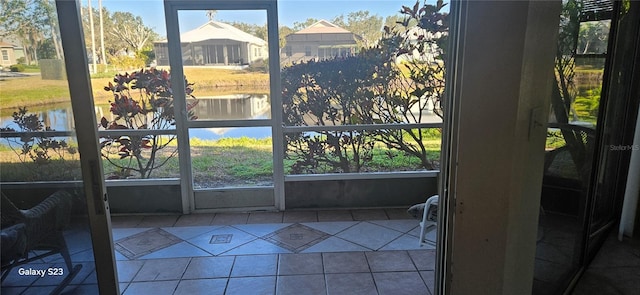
left=231, top=223, right=292, bottom=237
left=369, top=220, right=420, bottom=233
left=379, top=234, right=425, bottom=251
left=221, top=239, right=292, bottom=256
left=301, top=236, right=371, bottom=253
left=336, top=222, right=403, bottom=250
left=112, top=228, right=153, bottom=241
left=186, top=226, right=257, bottom=255
left=161, top=226, right=221, bottom=240
left=138, top=241, right=213, bottom=259
left=301, top=221, right=358, bottom=235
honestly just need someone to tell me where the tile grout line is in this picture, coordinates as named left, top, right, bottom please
left=322, top=252, right=330, bottom=295
left=361, top=250, right=382, bottom=295
left=126, top=259, right=146, bottom=288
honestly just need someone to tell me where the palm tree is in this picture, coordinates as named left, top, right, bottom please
left=206, top=10, right=217, bottom=21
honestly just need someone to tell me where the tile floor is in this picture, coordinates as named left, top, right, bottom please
left=533, top=212, right=582, bottom=294
left=533, top=213, right=640, bottom=295
left=4, top=209, right=636, bottom=294
left=571, top=233, right=640, bottom=295
left=1, top=209, right=437, bottom=295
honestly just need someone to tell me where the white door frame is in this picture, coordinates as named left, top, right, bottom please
left=163, top=0, right=284, bottom=213
left=55, top=0, right=119, bottom=293
left=441, top=1, right=562, bottom=293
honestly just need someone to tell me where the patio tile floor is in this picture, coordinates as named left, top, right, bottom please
left=2, top=209, right=437, bottom=295
left=7, top=209, right=637, bottom=294
left=110, top=210, right=437, bottom=294
left=263, top=224, right=330, bottom=252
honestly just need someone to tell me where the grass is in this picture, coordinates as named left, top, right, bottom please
left=182, top=68, right=269, bottom=88
left=22, top=65, right=42, bottom=73
left=0, top=135, right=442, bottom=183
left=546, top=130, right=567, bottom=150
left=0, top=67, right=270, bottom=114
left=574, top=67, right=604, bottom=74
left=0, top=77, right=72, bottom=111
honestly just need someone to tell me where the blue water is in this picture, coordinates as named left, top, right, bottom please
left=189, top=126, right=272, bottom=140
left=1, top=95, right=273, bottom=141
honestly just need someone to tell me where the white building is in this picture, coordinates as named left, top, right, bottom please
left=281, top=20, right=360, bottom=64
left=154, top=21, right=268, bottom=67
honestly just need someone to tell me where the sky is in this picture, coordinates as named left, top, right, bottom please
left=93, top=0, right=440, bottom=37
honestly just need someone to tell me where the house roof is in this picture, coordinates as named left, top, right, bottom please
left=0, top=41, right=15, bottom=48
left=157, top=21, right=266, bottom=45
left=294, top=20, right=352, bottom=34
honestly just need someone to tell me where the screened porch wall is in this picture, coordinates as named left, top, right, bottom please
left=154, top=41, right=266, bottom=66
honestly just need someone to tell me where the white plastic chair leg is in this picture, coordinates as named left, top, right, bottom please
left=419, top=195, right=439, bottom=247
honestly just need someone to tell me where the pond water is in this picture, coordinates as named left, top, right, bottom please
left=1, top=93, right=444, bottom=144
left=0, top=94, right=273, bottom=141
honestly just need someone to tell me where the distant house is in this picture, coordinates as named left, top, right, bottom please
left=282, top=20, right=360, bottom=63
left=0, top=42, right=22, bottom=67
left=154, top=21, right=268, bottom=67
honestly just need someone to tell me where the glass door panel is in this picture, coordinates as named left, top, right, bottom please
left=1, top=0, right=117, bottom=293
left=165, top=1, right=281, bottom=210
left=533, top=1, right=617, bottom=293
left=587, top=0, right=640, bottom=261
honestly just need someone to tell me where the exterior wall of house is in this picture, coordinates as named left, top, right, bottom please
left=282, top=32, right=357, bottom=62
left=248, top=43, right=267, bottom=64
left=13, top=47, right=24, bottom=63
left=154, top=41, right=267, bottom=66
left=1, top=46, right=15, bottom=66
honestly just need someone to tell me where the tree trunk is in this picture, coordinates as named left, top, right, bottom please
left=50, top=24, right=63, bottom=60
left=31, top=32, right=39, bottom=65
left=99, top=0, right=106, bottom=65
left=88, top=0, right=97, bottom=72
left=582, top=40, right=590, bottom=54
left=21, top=40, right=32, bottom=65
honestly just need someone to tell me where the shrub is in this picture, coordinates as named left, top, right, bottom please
left=1, top=107, right=78, bottom=181
left=366, top=0, right=448, bottom=170
left=137, top=50, right=155, bottom=66
left=247, top=58, right=268, bottom=73
left=282, top=56, right=379, bottom=173
left=9, top=64, right=25, bottom=72
left=109, top=55, right=145, bottom=71
left=574, top=86, right=601, bottom=120
left=281, top=0, right=448, bottom=172
left=98, top=68, right=198, bottom=179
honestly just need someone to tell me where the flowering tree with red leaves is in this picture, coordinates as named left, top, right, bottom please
left=98, top=68, right=198, bottom=179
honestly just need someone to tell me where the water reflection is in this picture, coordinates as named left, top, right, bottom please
left=1, top=106, right=75, bottom=133
left=192, top=94, right=270, bottom=120
left=0, top=94, right=271, bottom=140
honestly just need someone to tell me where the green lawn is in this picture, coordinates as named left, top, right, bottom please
left=0, top=136, right=442, bottom=183
left=0, top=67, right=270, bottom=115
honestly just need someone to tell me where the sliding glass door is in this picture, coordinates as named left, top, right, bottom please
left=1, top=1, right=119, bottom=294
left=534, top=1, right=640, bottom=293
